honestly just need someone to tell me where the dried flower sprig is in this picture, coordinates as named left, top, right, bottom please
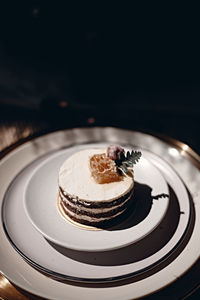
left=107, top=145, right=142, bottom=174
left=116, top=150, right=142, bottom=174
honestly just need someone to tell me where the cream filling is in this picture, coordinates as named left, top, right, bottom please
left=62, top=204, right=126, bottom=222
left=59, top=191, right=133, bottom=214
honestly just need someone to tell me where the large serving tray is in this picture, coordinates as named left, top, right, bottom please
left=0, top=127, right=200, bottom=299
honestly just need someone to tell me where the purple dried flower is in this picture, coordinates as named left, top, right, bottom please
left=107, top=145, right=125, bottom=161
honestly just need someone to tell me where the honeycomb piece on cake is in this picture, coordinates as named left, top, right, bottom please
left=90, top=153, right=122, bottom=184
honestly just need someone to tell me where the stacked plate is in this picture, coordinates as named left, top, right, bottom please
left=0, top=127, right=200, bottom=300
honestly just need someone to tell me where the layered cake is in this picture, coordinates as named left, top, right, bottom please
left=58, top=145, right=141, bottom=228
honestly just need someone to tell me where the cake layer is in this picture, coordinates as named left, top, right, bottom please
left=59, top=196, right=126, bottom=221
left=59, top=186, right=134, bottom=209
left=59, top=191, right=133, bottom=218
left=59, top=148, right=134, bottom=202
left=58, top=196, right=134, bottom=227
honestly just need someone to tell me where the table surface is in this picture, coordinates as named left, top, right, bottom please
left=0, top=104, right=200, bottom=300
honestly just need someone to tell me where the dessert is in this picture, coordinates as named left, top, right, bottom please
left=58, top=146, right=141, bottom=228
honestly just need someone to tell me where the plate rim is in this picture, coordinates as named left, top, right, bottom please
left=1, top=127, right=199, bottom=165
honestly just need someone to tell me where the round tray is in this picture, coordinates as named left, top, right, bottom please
left=0, top=127, right=200, bottom=300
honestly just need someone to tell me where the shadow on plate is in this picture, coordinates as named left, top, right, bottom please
left=16, top=187, right=196, bottom=295
left=46, top=185, right=178, bottom=266
left=104, top=181, right=169, bottom=231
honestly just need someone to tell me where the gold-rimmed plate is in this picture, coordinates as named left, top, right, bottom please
left=0, top=127, right=200, bottom=300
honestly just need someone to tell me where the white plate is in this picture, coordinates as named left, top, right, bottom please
left=23, top=147, right=169, bottom=252
left=2, top=146, right=190, bottom=282
left=0, top=128, right=200, bottom=300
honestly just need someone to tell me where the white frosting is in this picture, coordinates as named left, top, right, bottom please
left=59, top=149, right=134, bottom=202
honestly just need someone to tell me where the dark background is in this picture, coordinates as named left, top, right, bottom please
left=0, top=1, right=200, bottom=152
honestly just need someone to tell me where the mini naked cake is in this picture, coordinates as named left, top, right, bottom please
left=58, top=145, right=141, bottom=228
